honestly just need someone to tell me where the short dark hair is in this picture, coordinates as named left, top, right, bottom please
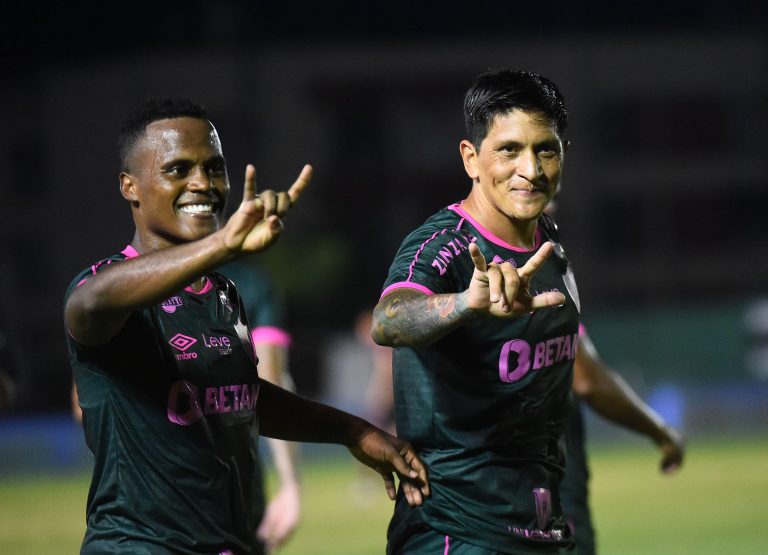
left=118, top=98, right=209, bottom=171
left=463, top=69, right=568, bottom=148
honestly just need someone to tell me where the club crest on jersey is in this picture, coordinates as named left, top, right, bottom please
left=161, top=296, right=184, bottom=313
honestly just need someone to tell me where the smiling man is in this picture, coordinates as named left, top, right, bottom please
left=372, top=69, right=578, bottom=554
left=65, top=98, right=429, bottom=555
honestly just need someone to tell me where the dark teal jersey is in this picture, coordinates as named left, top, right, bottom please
left=66, top=246, right=263, bottom=555
left=381, top=203, right=580, bottom=554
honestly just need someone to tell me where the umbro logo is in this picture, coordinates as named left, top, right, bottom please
left=169, top=333, right=197, bottom=351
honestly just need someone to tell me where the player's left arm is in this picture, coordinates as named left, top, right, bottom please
left=253, top=340, right=301, bottom=552
left=573, top=331, right=685, bottom=473
left=256, top=379, right=430, bottom=506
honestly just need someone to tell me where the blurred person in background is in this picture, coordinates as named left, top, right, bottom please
left=219, top=259, right=301, bottom=554
left=64, top=97, right=429, bottom=555
left=543, top=195, right=685, bottom=555
left=562, top=324, right=685, bottom=554
left=355, top=307, right=395, bottom=435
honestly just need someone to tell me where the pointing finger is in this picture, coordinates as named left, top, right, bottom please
left=242, top=164, right=257, bottom=204
left=468, top=242, right=487, bottom=272
left=518, top=241, right=555, bottom=279
left=287, top=164, right=313, bottom=205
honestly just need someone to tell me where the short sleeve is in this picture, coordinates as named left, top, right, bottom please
left=381, top=225, right=475, bottom=299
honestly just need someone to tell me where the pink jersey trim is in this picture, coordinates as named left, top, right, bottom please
left=407, top=230, right=441, bottom=282
left=444, top=535, right=450, bottom=555
left=380, top=281, right=435, bottom=300
left=120, top=244, right=212, bottom=294
left=251, top=326, right=292, bottom=347
left=448, top=203, right=542, bottom=252
left=579, top=322, right=586, bottom=336
left=184, top=278, right=213, bottom=295
left=121, top=244, right=140, bottom=258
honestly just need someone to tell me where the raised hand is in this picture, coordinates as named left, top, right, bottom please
left=465, top=241, right=566, bottom=317
left=223, top=163, right=313, bottom=254
left=347, top=427, right=430, bottom=507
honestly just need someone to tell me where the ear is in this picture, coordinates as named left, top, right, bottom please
left=120, top=172, right=138, bottom=202
left=459, top=139, right=479, bottom=180
left=563, top=139, right=571, bottom=156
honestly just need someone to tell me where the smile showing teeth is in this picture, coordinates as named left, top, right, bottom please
left=179, top=204, right=215, bottom=215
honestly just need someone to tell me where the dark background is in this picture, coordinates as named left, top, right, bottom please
left=1, top=1, right=766, bottom=415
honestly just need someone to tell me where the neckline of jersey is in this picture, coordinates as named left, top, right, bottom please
left=448, top=202, right=542, bottom=252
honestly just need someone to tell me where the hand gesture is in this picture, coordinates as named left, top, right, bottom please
left=347, top=427, right=430, bottom=507
left=465, top=241, right=566, bottom=317
left=223, top=164, right=312, bottom=254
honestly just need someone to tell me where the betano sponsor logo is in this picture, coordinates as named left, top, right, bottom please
left=167, top=379, right=259, bottom=425
left=499, top=332, right=578, bottom=383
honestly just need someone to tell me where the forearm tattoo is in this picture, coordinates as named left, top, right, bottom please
left=373, top=290, right=470, bottom=347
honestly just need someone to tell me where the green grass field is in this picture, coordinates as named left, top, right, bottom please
left=1, top=436, right=766, bottom=554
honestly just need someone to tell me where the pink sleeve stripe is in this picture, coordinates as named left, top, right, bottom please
left=380, top=281, right=435, bottom=299
left=448, top=204, right=542, bottom=252
left=251, top=326, right=292, bottom=347
left=579, top=322, right=586, bottom=336
left=407, top=229, right=441, bottom=282
left=444, top=535, right=451, bottom=555
left=121, top=245, right=140, bottom=258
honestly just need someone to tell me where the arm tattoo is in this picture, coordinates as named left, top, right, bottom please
left=372, top=289, right=471, bottom=347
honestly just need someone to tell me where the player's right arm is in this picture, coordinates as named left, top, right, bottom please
left=65, top=165, right=311, bottom=346
left=372, top=242, right=565, bottom=347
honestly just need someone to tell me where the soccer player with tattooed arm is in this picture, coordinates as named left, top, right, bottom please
left=373, top=68, right=579, bottom=554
